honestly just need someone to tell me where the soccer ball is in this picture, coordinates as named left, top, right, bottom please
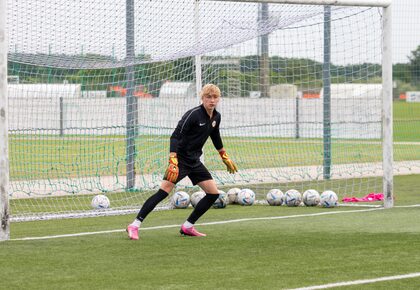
left=266, top=189, right=284, bottom=206
left=171, top=191, right=190, bottom=209
left=91, top=194, right=110, bottom=209
left=237, top=188, right=255, bottom=206
left=320, top=190, right=338, bottom=208
left=213, top=190, right=228, bottom=209
left=284, top=189, right=302, bottom=207
left=227, top=187, right=241, bottom=204
left=303, top=189, right=320, bottom=206
left=190, top=191, right=206, bottom=208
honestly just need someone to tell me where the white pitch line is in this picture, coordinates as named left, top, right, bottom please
left=196, top=208, right=381, bottom=225
left=10, top=207, right=381, bottom=241
left=289, top=272, right=420, bottom=290
left=395, top=204, right=420, bottom=208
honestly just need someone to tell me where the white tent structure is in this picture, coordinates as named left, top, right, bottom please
left=8, top=84, right=82, bottom=99
left=158, top=82, right=196, bottom=99
left=320, top=83, right=382, bottom=99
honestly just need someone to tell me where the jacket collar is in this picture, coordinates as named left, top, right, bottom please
left=200, top=104, right=218, bottom=119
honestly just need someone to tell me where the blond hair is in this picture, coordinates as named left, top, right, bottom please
left=200, top=84, right=221, bottom=98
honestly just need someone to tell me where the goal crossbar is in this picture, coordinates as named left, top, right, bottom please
left=205, top=0, right=391, bottom=8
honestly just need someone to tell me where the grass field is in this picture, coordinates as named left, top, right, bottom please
left=9, top=101, right=420, bottom=179
left=394, top=101, right=420, bottom=141
left=9, top=135, right=420, bottom=179
left=2, top=101, right=420, bottom=289
left=7, top=100, right=420, bottom=219
left=2, top=174, right=420, bottom=289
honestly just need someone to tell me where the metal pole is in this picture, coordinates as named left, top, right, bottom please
left=195, top=1, right=206, bottom=164
left=295, top=92, right=300, bottom=139
left=323, top=5, right=331, bottom=180
left=0, top=0, right=10, bottom=241
left=382, top=5, right=393, bottom=208
left=194, top=0, right=202, bottom=101
left=48, top=44, right=52, bottom=83
left=259, top=3, right=270, bottom=98
left=59, top=97, right=64, bottom=136
left=126, top=0, right=136, bottom=189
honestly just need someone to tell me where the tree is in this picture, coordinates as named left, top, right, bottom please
left=408, top=45, right=420, bottom=86
left=393, top=63, right=411, bottom=84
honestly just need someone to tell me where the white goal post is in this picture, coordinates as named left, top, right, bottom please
left=0, top=0, right=10, bottom=241
left=208, top=0, right=393, bottom=209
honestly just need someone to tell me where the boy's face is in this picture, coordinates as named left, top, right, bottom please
left=201, top=93, right=220, bottom=111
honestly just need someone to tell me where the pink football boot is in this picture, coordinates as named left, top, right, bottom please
left=180, top=225, right=206, bottom=237
left=126, top=225, right=139, bottom=240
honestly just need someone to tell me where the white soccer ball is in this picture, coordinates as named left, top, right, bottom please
left=237, top=188, right=255, bottom=206
left=213, top=190, right=228, bottom=209
left=320, top=190, right=338, bottom=208
left=266, top=189, right=284, bottom=206
left=284, top=189, right=302, bottom=207
left=171, top=191, right=190, bottom=209
left=227, top=187, right=241, bottom=204
left=303, top=189, right=321, bottom=206
left=91, top=194, right=110, bottom=209
left=190, top=191, right=206, bottom=208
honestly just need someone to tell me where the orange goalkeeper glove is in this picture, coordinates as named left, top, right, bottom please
left=219, top=150, right=238, bottom=174
left=164, top=155, right=179, bottom=183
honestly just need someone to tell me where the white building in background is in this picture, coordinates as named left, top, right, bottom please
left=320, top=84, right=382, bottom=99
left=158, top=82, right=195, bottom=98
left=8, top=84, right=82, bottom=99
left=6, top=82, right=382, bottom=139
left=269, top=84, right=298, bottom=98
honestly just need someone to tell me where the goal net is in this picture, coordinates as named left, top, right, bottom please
left=5, top=0, right=397, bottom=221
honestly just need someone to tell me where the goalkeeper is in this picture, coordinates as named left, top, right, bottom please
left=127, top=84, right=238, bottom=239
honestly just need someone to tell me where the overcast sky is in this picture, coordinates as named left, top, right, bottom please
left=391, top=0, right=420, bottom=63
left=6, top=0, right=420, bottom=66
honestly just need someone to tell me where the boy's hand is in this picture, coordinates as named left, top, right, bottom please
left=164, top=155, right=179, bottom=183
left=219, top=150, right=238, bottom=174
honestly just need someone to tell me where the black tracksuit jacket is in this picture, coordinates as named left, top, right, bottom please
left=170, top=104, right=223, bottom=165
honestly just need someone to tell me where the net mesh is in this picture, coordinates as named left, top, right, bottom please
left=6, top=0, right=417, bottom=221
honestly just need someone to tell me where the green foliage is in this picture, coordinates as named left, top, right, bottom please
left=7, top=50, right=420, bottom=97
left=394, top=63, right=411, bottom=84
left=7, top=54, right=385, bottom=94
left=409, top=45, right=420, bottom=86
left=394, top=81, right=417, bottom=97
left=240, top=55, right=260, bottom=72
